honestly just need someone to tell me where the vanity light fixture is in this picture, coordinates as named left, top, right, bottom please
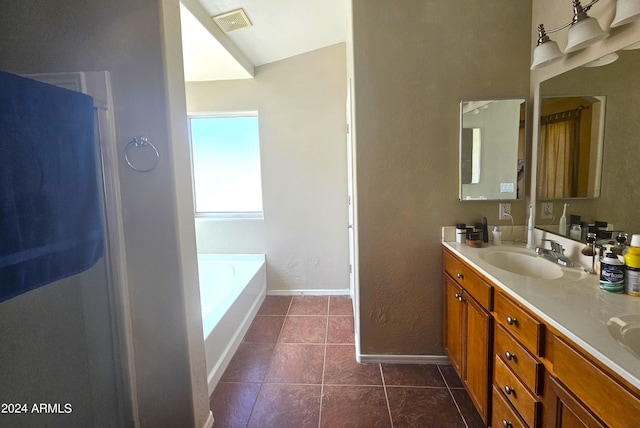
left=531, top=0, right=608, bottom=70
left=582, top=52, right=619, bottom=67
left=611, top=0, right=640, bottom=27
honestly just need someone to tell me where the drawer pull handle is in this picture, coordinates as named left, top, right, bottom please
left=456, top=272, right=463, bottom=279
left=504, top=385, right=514, bottom=395
left=454, top=293, right=464, bottom=302
left=505, top=351, right=515, bottom=361
left=506, top=316, right=517, bottom=326
left=501, top=420, right=513, bottom=428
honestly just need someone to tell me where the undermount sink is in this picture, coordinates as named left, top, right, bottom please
left=480, top=250, right=562, bottom=279
left=608, top=315, right=640, bottom=358
left=479, top=248, right=586, bottom=281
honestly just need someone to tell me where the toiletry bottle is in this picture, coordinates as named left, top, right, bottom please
left=455, top=223, right=466, bottom=244
left=526, top=204, right=534, bottom=249
left=482, top=217, right=488, bottom=243
left=559, top=203, right=568, bottom=236
left=612, top=232, right=627, bottom=256
left=624, top=234, right=640, bottom=296
left=492, top=226, right=502, bottom=246
left=600, top=252, right=625, bottom=293
left=569, top=224, right=582, bottom=240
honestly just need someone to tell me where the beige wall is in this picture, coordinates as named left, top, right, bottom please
left=351, top=0, right=532, bottom=355
left=0, top=1, right=208, bottom=426
left=186, top=44, right=350, bottom=293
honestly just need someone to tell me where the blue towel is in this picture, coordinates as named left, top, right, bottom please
left=0, top=71, right=104, bottom=303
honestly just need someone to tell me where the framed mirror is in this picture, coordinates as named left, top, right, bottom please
left=535, top=45, right=640, bottom=241
left=459, top=99, right=526, bottom=201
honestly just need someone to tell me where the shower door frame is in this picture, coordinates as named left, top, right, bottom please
left=27, top=71, right=137, bottom=426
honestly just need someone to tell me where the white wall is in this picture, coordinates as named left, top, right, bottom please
left=187, top=44, right=350, bottom=293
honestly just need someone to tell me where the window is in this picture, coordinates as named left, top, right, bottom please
left=189, top=114, right=263, bottom=217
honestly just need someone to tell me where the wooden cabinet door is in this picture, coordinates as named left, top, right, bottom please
left=465, top=293, right=491, bottom=424
left=443, top=275, right=464, bottom=377
left=544, top=375, right=605, bottom=428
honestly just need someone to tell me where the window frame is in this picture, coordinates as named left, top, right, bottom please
left=188, top=111, right=264, bottom=220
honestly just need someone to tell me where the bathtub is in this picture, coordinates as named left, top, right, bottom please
left=198, top=254, right=266, bottom=395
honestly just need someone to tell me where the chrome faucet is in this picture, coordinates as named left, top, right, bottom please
left=535, top=239, right=574, bottom=267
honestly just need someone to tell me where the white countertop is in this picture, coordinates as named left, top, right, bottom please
left=443, top=240, right=640, bottom=391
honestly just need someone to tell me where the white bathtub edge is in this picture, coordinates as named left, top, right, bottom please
left=206, top=284, right=265, bottom=396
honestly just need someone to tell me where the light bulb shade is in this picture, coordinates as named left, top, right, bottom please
left=565, top=17, right=608, bottom=53
left=582, top=52, right=619, bottom=67
left=611, top=0, right=640, bottom=27
left=531, top=40, right=564, bottom=69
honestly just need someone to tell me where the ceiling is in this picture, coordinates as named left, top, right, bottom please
left=180, top=0, right=349, bottom=82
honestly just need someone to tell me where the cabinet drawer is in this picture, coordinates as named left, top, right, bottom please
left=552, top=336, right=640, bottom=428
left=492, top=386, right=527, bottom=428
left=494, top=291, right=543, bottom=356
left=494, top=356, right=541, bottom=428
left=443, top=248, right=492, bottom=310
left=495, top=323, right=543, bottom=394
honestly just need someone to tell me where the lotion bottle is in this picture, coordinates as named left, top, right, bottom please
left=492, top=226, right=502, bottom=245
left=559, top=203, right=568, bottom=236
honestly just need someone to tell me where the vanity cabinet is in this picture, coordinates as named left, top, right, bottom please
left=443, top=248, right=493, bottom=424
left=493, top=291, right=544, bottom=427
left=442, top=244, right=640, bottom=428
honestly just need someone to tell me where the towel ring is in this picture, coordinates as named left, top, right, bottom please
left=124, top=136, right=159, bottom=172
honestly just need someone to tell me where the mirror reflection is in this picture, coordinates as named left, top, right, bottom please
left=459, top=99, right=525, bottom=201
left=538, top=96, right=605, bottom=199
left=536, top=46, right=640, bottom=241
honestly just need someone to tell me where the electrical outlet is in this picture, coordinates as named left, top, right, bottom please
left=499, top=203, right=511, bottom=220
left=541, top=202, right=553, bottom=219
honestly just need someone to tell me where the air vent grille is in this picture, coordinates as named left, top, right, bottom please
left=212, top=8, right=252, bottom=33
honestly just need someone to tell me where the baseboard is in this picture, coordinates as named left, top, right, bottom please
left=267, top=288, right=350, bottom=296
left=202, top=411, right=214, bottom=428
left=358, top=353, right=451, bottom=365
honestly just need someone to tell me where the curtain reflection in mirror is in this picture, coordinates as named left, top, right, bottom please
left=537, top=107, right=583, bottom=198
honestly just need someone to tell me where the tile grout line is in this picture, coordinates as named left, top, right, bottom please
left=244, top=296, right=294, bottom=428
left=379, top=364, right=394, bottom=428
left=318, top=296, right=331, bottom=428
left=437, top=365, right=471, bottom=428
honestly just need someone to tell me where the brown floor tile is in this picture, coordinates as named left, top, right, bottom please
left=243, top=315, right=285, bottom=343
left=210, top=382, right=260, bottom=428
left=381, top=364, right=446, bottom=387
left=265, top=343, right=325, bottom=384
left=289, top=295, right=329, bottom=315
left=248, top=384, right=321, bottom=428
left=450, top=388, right=486, bottom=428
left=327, top=315, right=354, bottom=343
left=439, top=364, right=464, bottom=388
left=212, top=296, right=475, bottom=428
left=329, top=296, right=353, bottom=316
left=279, top=315, right=327, bottom=343
left=386, top=387, right=466, bottom=428
left=220, top=343, right=275, bottom=383
left=324, top=345, right=382, bottom=386
left=320, top=385, right=391, bottom=428
left=257, top=295, right=292, bottom=315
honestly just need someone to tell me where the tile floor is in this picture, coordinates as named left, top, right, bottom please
left=210, top=295, right=485, bottom=428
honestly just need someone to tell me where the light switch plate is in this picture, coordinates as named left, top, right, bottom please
left=500, top=182, right=515, bottom=193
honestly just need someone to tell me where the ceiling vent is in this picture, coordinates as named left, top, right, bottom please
left=212, top=8, right=252, bottom=33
